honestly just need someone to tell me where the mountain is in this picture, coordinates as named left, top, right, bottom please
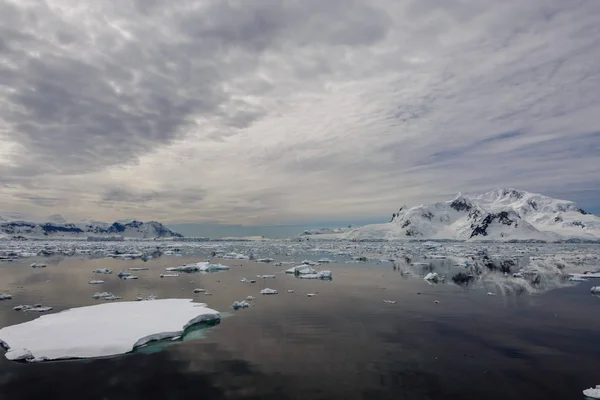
left=319, top=189, right=600, bottom=242
left=0, top=218, right=183, bottom=239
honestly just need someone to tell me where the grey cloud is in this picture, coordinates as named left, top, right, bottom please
left=101, top=186, right=204, bottom=205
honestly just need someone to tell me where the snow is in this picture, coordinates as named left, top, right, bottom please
left=310, top=189, right=600, bottom=242
left=260, top=288, right=278, bottom=295
left=0, top=299, right=220, bottom=362
left=583, top=385, right=600, bottom=399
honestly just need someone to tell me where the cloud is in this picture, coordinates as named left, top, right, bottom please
left=0, top=0, right=599, bottom=224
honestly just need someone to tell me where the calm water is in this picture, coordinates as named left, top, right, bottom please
left=1, top=254, right=599, bottom=399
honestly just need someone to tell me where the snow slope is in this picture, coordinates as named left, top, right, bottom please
left=332, top=189, right=599, bottom=242
left=0, top=299, right=219, bottom=362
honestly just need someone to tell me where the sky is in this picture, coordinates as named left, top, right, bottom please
left=0, top=0, right=599, bottom=226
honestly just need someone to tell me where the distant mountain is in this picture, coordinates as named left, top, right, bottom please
left=0, top=218, right=182, bottom=239
left=313, top=189, right=600, bottom=242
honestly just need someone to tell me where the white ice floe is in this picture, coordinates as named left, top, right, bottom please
left=285, top=265, right=316, bottom=275
left=13, top=304, right=53, bottom=312
left=93, top=268, right=113, bottom=274
left=193, top=288, right=206, bottom=293
left=307, top=293, right=317, bottom=297
left=260, top=288, right=278, bottom=295
left=261, top=275, right=276, bottom=279
left=568, top=276, right=588, bottom=282
left=298, top=270, right=332, bottom=280
left=0, top=299, right=220, bottom=362
left=92, top=292, right=121, bottom=300
left=245, top=296, right=255, bottom=301
left=128, top=267, right=149, bottom=271
left=30, top=263, right=46, bottom=268
left=383, top=300, right=397, bottom=304
left=159, top=274, right=179, bottom=278
left=256, top=258, right=274, bottom=263
left=424, top=272, right=439, bottom=282
left=117, top=271, right=132, bottom=278
left=317, top=258, right=332, bottom=263
left=570, top=272, right=600, bottom=279
left=123, top=275, right=138, bottom=280
left=135, top=295, right=157, bottom=301
left=287, top=290, right=294, bottom=293
left=88, top=280, right=105, bottom=285
left=166, top=262, right=230, bottom=273
left=583, top=385, right=600, bottom=399
left=240, top=278, right=248, bottom=283
left=232, top=300, right=249, bottom=309
left=486, top=292, right=496, bottom=296
left=0, top=294, right=12, bottom=300
left=590, top=287, right=600, bottom=295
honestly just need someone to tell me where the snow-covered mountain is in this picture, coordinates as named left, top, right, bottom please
left=0, top=218, right=182, bottom=239
left=323, top=189, right=600, bottom=242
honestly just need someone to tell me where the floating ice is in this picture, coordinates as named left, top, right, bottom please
left=123, top=275, right=138, bottom=280
left=232, top=300, right=249, bottom=309
left=287, top=290, right=294, bottom=293
left=298, top=270, right=332, bottom=280
left=0, top=299, right=220, bottom=362
left=486, top=292, right=496, bottom=296
left=570, top=272, right=600, bottom=279
left=424, top=272, right=439, bottom=283
left=590, top=287, right=600, bottom=296
left=317, top=258, right=332, bottom=263
left=93, top=268, right=113, bottom=274
left=383, top=300, right=397, bottom=304
left=92, top=292, right=121, bottom=300
left=13, top=304, right=53, bottom=312
left=193, top=288, right=206, bottom=293
left=166, top=262, right=230, bottom=273
left=285, top=265, right=316, bottom=275
left=0, top=294, right=13, bottom=300
left=88, top=280, right=105, bottom=285
left=260, top=288, right=278, bottom=295
left=583, top=385, right=600, bottom=399
left=135, top=295, right=157, bottom=301
left=307, top=293, right=316, bottom=297
left=117, top=271, right=132, bottom=278
left=240, top=278, right=248, bottom=283
left=128, top=267, right=149, bottom=271
left=30, top=263, right=46, bottom=268
left=256, top=258, right=274, bottom=263
left=245, top=296, right=255, bottom=301
left=159, top=274, right=179, bottom=278
left=261, top=275, right=276, bottom=279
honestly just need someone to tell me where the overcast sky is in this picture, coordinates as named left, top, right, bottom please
left=0, top=0, right=599, bottom=225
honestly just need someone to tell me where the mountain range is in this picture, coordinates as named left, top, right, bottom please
left=302, top=189, right=600, bottom=242
left=0, top=215, right=182, bottom=239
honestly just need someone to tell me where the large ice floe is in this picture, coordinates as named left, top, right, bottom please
left=0, top=299, right=220, bottom=362
left=584, top=385, right=600, bottom=399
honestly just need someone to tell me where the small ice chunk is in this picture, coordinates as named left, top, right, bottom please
left=0, top=294, right=12, bottom=300
left=89, top=280, right=105, bottom=285
left=260, top=288, right=278, bottom=295
left=383, top=300, right=397, bottom=304
left=92, top=292, right=114, bottom=299
left=285, top=265, right=316, bottom=275
left=298, top=270, right=332, bottom=280
left=583, top=385, right=600, bottom=399
left=167, top=262, right=230, bottom=273
left=486, top=292, right=496, bottom=296
left=245, top=296, right=255, bottom=301
left=5, top=348, right=33, bottom=361
left=590, top=287, right=600, bottom=295
left=434, top=300, right=440, bottom=304
left=232, top=300, right=250, bottom=310
left=424, top=272, right=439, bottom=283
left=93, top=268, right=113, bottom=274
left=317, top=258, right=332, bottom=263
left=159, top=274, right=180, bottom=278
left=261, top=275, right=276, bottom=279
left=512, top=272, right=524, bottom=278
left=15, top=305, right=53, bottom=312
left=287, top=290, right=294, bottom=293
left=104, top=295, right=122, bottom=301
left=240, top=278, right=248, bottom=283
left=123, top=275, right=138, bottom=280
left=193, top=288, right=206, bottom=293
left=117, top=271, right=132, bottom=278
left=249, top=280, right=257, bottom=283
left=30, top=263, right=46, bottom=268
left=256, top=258, right=274, bottom=263
left=128, top=267, right=149, bottom=271
left=307, top=293, right=316, bottom=297
left=204, top=292, right=213, bottom=296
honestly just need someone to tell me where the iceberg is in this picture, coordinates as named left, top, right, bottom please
left=0, top=299, right=220, bottom=362
left=583, top=385, right=600, bottom=399
left=260, top=288, right=278, bottom=295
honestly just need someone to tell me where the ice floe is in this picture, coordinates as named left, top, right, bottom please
left=383, top=300, right=397, bottom=304
left=232, top=300, right=249, bottom=309
left=193, top=288, right=206, bottom=293
left=0, top=294, right=12, bottom=300
left=424, top=272, right=440, bottom=283
left=583, top=385, right=600, bottom=399
left=30, top=263, right=46, bottom=268
left=93, top=268, right=113, bottom=274
left=297, top=270, right=332, bottom=280
left=591, top=287, right=600, bottom=296
left=88, top=280, right=105, bottom=285
left=260, top=288, right=278, bottom=295
left=159, top=273, right=179, bottom=278
left=92, top=292, right=121, bottom=300
left=166, top=262, right=230, bottom=273
left=0, top=299, right=220, bottom=362
left=13, top=304, right=53, bottom=312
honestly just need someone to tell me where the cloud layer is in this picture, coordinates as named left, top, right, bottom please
left=1, top=0, right=599, bottom=224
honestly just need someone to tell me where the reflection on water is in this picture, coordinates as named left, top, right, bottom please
left=1, top=255, right=600, bottom=399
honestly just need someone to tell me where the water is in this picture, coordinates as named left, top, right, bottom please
left=1, top=254, right=600, bottom=399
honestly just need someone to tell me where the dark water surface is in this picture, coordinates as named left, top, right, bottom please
left=1, top=255, right=599, bottom=399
